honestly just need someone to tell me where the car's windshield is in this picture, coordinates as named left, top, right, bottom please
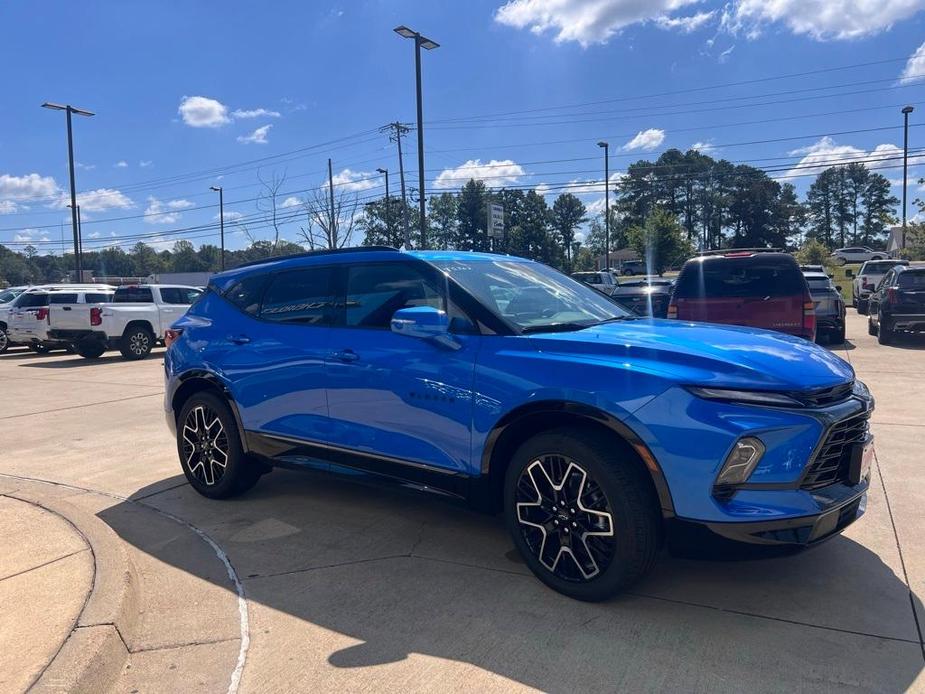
left=861, top=260, right=905, bottom=274
left=0, top=289, right=23, bottom=303
left=898, top=270, right=925, bottom=289
left=430, top=258, right=632, bottom=332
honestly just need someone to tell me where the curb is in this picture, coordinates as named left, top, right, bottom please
left=8, top=487, right=140, bottom=694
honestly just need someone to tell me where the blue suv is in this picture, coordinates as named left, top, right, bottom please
left=165, top=247, right=873, bottom=600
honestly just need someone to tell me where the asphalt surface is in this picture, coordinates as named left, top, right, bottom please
left=1, top=311, right=923, bottom=692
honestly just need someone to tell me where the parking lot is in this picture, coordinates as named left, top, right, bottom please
left=1, top=311, right=923, bottom=693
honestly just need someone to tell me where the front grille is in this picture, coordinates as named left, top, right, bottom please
left=793, top=382, right=854, bottom=408
left=801, top=411, right=870, bottom=489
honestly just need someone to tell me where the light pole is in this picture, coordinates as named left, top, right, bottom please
left=597, top=141, right=610, bottom=272
left=42, top=102, right=94, bottom=280
left=210, top=186, right=225, bottom=270
left=395, top=25, right=439, bottom=249
left=376, top=168, right=391, bottom=244
left=902, top=105, right=914, bottom=250
left=66, top=204, right=83, bottom=270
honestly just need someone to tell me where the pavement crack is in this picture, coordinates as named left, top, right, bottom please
left=130, top=481, right=190, bottom=501
left=244, top=555, right=410, bottom=581
left=126, top=636, right=240, bottom=654
left=0, top=393, right=161, bottom=420
left=0, top=547, right=90, bottom=584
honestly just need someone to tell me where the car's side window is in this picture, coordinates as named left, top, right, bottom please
left=225, top=274, right=271, bottom=316
left=344, top=263, right=444, bottom=329
left=260, top=267, right=336, bottom=325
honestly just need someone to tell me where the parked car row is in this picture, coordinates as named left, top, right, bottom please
left=0, top=283, right=202, bottom=359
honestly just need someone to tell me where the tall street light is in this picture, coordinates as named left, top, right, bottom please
left=902, top=105, right=914, bottom=250
left=66, top=204, right=83, bottom=269
left=210, top=186, right=225, bottom=270
left=597, top=141, right=610, bottom=272
left=42, top=102, right=94, bottom=280
left=395, top=25, right=439, bottom=249
left=376, top=168, right=390, bottom=243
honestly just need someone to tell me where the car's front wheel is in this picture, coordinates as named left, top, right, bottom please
left=0, top=327, right=8, bottom=354
left=857, top=299, right=869, bottom=315
left=836, top=257, right=847, bottom=266
left=504, top=428, right=660, bottom=601
left=177, top=392, right=262, bottom=499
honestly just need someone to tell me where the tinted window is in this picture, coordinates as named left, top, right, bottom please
left=226, top=275, right=270, bottom=316
left=15, top=293, right=49, bottom=308
left=114, top=287, right=154, bottom=303
left=85, top=293, right=113, bottom=303
left=898, top=270, right=925, bottom=289
left=49, top=293, right=79, bottom=304
left=861, top=260, right=905, bottom=274
left=159, top=287, right=202, bottom=305
left=261, top=268, right=335, bottom=324
left=805, top=277, right=832, bottom=290
left=345, top=263, right=442, bottom=329
left=675, top=258, right=804, bottom=299
left=0, top=290, right=21, bottom=303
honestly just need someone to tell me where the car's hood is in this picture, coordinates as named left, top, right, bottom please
left=527, top=318, right=853, bottom=391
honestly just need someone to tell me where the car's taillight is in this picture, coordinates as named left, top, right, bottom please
left=667, top=298, right=678, bottom=319
left=861, top=276, right=873, bottom=290
left=164, top=328, right=183, bottom=348
left=90, top=307, right=102, bottom=326
left=35, top=307, right=49, bottom=322
left=887, top=287, right=899, bottom=305
left=802, top=294, right=816, bottom=340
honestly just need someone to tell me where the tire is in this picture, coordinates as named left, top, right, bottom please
left=851, top=293, right=857, bottom=309
left=868, top=317, right=877, bottom=336
left=119, top=326, right=154, bottom=360
left=857, top=299, right=869, bottom=316
left=504, top=428, right=660, bottom=601
left=177, top=392, right=262, bottom=499
left=877, top=316, right=893, bottom=345
left=0, top=327, right=8, bottom=355
left=836, top=257, right=847, bottom=266
left=832, top=324, right=846, bottom=344
left=77, top=340, right=106, bottom=359
left=29, top=343, right=51, bottom=354
left=871, top=255, right=885, bottom=261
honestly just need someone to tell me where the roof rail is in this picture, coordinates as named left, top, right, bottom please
left=697, top=247, right=783, bottom=256
left=233, top=245, right=399, bottom=270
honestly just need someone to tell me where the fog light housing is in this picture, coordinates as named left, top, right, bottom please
left=715, top=437, right=765, bottom=487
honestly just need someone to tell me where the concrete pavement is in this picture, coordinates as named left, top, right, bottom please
left=0, top=315, right=923, bottom=692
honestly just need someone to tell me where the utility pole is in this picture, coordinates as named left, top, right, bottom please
left=376, top=168, right=390, bottom=244
left=210, top=186, right=225, bottom=270
left=382, top=122, right=412, bottom=248
left=327, top=158, right=337, bottom=245
left=902, top=105, right=914, bottom=249
left=42, top=102, right=94, bottom=280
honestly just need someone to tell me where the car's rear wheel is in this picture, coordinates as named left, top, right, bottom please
left=120, top=326, right=153, bottom=360
left=868, top=317, right=877, bottom=336
left=177, top=392, right=262, bottom=499
left=29, top=343, right=51, bottom=354
left=504, top=428, right=660, bottom=601
left=0, top=328, right=8, bottom=354
left=877, top=315, right=894, bottom=345
left=77, top=340, right=106, bottom=359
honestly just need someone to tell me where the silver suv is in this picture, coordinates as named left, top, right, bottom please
left=853, top=259, right=909, bottom=314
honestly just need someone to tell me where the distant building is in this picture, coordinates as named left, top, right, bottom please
left=886, top=225, right=904, bottom=256
left=594, top=248, right=639, bottom=271
left=145, top=271, right=213, bottom=287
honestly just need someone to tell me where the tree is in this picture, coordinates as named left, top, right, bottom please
left=550, top=193, right=587, bottom=269
left=806, top=168, right=838, bottom=246
left=359, top=197, right=407, bottom=248
left=860, top=173, right=897, bottom=245
left=507, top=191, right=561, bottom=267
left=297, top=185, right=359, bottom=250
left=456, top=179, right=489, bottom=251
left=427, top=193, right=458, bottom=250
left=795, top=239, right=831, bottom=266
left=626, top=208, right=692, bottom=275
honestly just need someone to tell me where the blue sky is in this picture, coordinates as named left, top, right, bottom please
left=2, top=0, right=925, bottom=253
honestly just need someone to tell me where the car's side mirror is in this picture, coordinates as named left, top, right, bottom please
left=391, top=306, right=460, bottom=349
left=835, top=285, right=842, bottom=292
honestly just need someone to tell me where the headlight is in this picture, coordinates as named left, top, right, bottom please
left=687, top=387, right=802, bottom=407
left=852, top=380, right=870, bottom=399
left=715, top=437, right=766, bottom=487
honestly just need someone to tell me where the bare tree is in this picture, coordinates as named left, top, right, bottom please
left=253, top=169, right=289, bottom=252
left=297, top=184, right=359, bottom=250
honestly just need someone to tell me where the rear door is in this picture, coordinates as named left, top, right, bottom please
left=675, top=257, right=805, bottom=334
left=896, top=270, right=925, bottom=313
left=158, top=287, right=203, bottom=333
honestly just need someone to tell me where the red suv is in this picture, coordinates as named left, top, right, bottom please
left=668, top=251, right=815, bottom=340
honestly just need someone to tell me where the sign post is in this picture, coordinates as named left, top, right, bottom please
left=488, top=202, right=504, bottom=251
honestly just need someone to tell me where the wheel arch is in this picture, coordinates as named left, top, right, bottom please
left=122, top=320, right=155, bottom=338
left=171, top=371, right=250, bottom=454
left=473, top=401, right=675, bottom=517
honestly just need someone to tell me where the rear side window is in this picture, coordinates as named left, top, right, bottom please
left=345, top=263, right=442, bottom=329
left=260, top=267, right=336, bottom=325
left=114, top=287, right=154, bottom=303
left=675, top=258, right=805, bottom=299
left=84, top=293, right=113, bottom=303
left=16, top=293, right=49, bottom=308
left=159, top=287, right=202, bottom=305
left=225, top=274, right=270, bottom=316
left=898, top=271, right=925, bottom=289
left=49, top=293, right=79, bottom=304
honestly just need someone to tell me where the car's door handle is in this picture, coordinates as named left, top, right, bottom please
left=62, top=306, right=71, bottom=311
left=331, top=349, right=359, bottom=363
left=228, top=334, right=251, bottom=345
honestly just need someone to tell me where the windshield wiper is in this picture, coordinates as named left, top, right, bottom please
left=596, top=315, right=640, bottom=324
left=521, top=322, right=594, bottom=334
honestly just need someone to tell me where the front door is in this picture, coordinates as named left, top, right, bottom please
left=325, top=261, right=479, bottom=474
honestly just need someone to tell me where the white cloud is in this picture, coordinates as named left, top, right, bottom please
left=690, top=141, right=718, bottom=155
left=433, top=159, right=526, bottom=189
left=722, top=0, right=925, bottom=41
left=325, top=168, right=377, bottom=193
left=178, top=95, right=230, bottom=128
left=0, top=200, right=19, bottom=214
left=784, top=136, right=924, bottom=180
left=144, top=196, right=193, bottom=224
left=49, top=188, right=133, bottom=212
left=76, top=162, right=96, bottom=171
left=13, top=229, right=50, bottom=243
left=900, top=41, right=925, bottom=83
left=623, top=128, right=666, bottom=151
left=655, top=11, right=715, bottom=32
left=114, top=160, right=128, bottom=168
left=237, top=124, right=272, bottom=145
left=0, top=173, right=59, bottom=202
left=139, top=160, right=154, bottom=168
left=232, top=108, right=282, bottom=119
left=281, top=196, right=302, bottom=208
left=718, top=45, right=735, bottom=63
left=214, top=210, right=244, bottom=222
left=494, top=0, right=706, bottom=46
left=88, top=231, right=101, bottom=239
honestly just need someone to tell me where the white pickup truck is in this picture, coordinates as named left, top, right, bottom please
left=56, top=284, right=203, bottom=360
